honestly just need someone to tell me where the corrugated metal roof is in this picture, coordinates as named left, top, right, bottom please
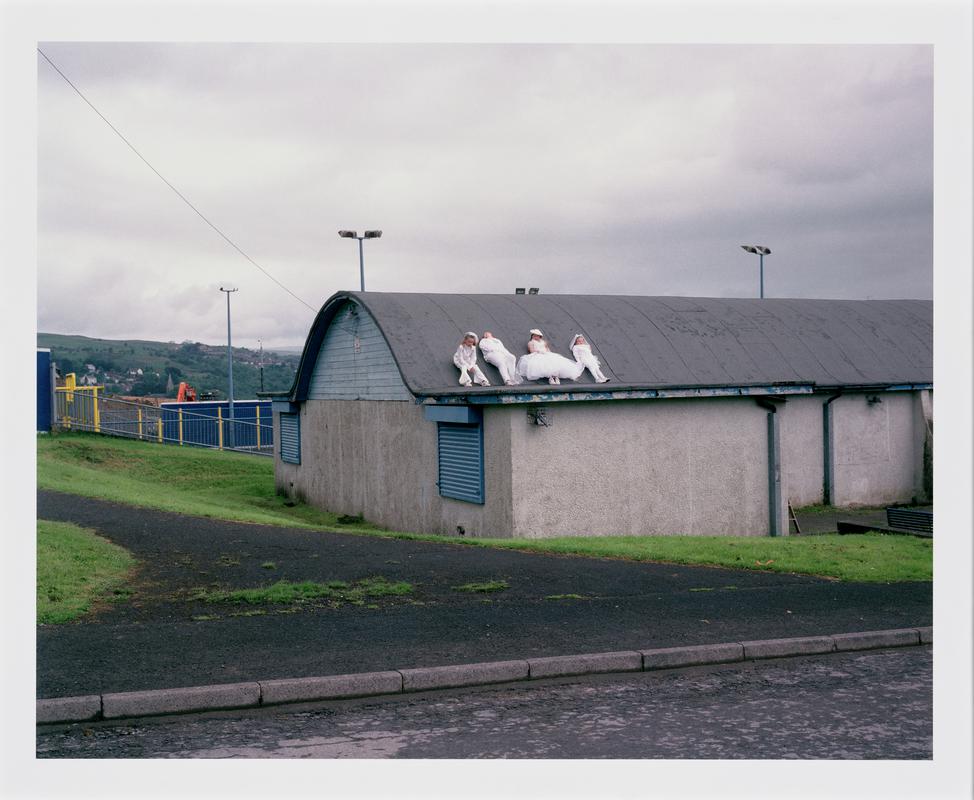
left=290, top=292, right=932, bottom=400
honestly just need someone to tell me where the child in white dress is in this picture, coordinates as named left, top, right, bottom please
left=453, top=332, right=491, bottom=387
left=517, top=329, right=584, bottom=385
left=570, top=334, right=609, bottom=383
left=479, top=331, right=521, bottom=386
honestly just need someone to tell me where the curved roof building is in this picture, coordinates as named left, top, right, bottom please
left=287, top=292, right=932, bottom=401
left=274, top=291, right=932, bottom=540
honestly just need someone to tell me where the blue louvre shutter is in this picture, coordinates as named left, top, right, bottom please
left=280, top=413, right=301, bottom=464
left=437, top=422, right=484, bottom=504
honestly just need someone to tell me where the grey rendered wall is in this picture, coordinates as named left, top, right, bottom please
left=507, top=398, right=771, bottom=538
left=831, top=392, right=920, bottom=507
left=778, top=394, right=827, bottom=507
left=915, top=389, right=932, bottom=502
left=274, top=399, right=515, bottom=537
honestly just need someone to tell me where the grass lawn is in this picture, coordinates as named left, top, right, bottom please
left=37, top=519, right=137, bottom=624
left=38, top=432, right=932, bottom=583
left=191, top=577, right=413, bottom=605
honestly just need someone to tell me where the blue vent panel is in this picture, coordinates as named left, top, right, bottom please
left=437, top=422, right=484, bottom=504
left=280, top=413, right=301, bottom=464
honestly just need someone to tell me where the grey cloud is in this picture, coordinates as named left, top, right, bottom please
left=37, top=43, right=932, bottom=347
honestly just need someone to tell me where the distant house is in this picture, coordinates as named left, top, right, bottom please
left=271, top=292, right=932, bottom=539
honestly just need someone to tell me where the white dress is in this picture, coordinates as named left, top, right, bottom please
left=517, top=339, right=585, bottom=381
left=453, top=344, right=490, bottom=386
left=479, top=337, right=521, bottom=385
left=571, top=339, right=609, bottom=383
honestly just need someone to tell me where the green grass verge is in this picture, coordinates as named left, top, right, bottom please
left=38, top=432, right=932, bottom=583
left=452, top=580, right=509, bottom=593
left=191, top=577, right=412, bottom=605
left=37, top=432, right=372, bottom=530
left=479, top=535, right=932, bottom=583
left=37, top=519, right=137, bottom=624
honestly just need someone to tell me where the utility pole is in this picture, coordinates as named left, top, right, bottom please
left=258, top=338, right=264, bottom=393
left=219, top=285, right=238, bottom=447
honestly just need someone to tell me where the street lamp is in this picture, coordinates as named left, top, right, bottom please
left=338, top=229, right=382, bottom=291
left=740, top=245, right=772, bottom=298
left=219, top=284, right=238, bottom=448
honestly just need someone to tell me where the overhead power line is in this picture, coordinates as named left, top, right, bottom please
left=37, top=47, right=317, bottom=313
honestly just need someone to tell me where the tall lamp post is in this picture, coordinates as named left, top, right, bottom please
left=740, top=245, right=772, bottom=298
left=338, top=230, right=382, bottom=291
left=219, top=284, right=238, bottom=448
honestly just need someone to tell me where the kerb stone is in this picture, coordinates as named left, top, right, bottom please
left=528, top=651, right=642, bottom=679
left=102, top=682, right=260, bottom=719
left=261, top=671, right=402, bottom=705
left=400, top=660, right=528, bottom=692
left=641, top=642, right=744, bottom=671
left=36, top=695, right=102, bottom=724
left=742, top=636, right=835, bottom=660
left=917, top=626, right=933, bottom=644
left=831, top=629, right=919, bottom=652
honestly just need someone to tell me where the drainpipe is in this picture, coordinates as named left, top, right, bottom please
left=822, top=392, right=842, bottom=506
left=755, top=398, right=784, bottom=537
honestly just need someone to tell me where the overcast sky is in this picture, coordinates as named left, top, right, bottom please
left=37, top=43, right=933, bottom=349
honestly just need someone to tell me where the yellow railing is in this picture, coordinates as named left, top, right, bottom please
left=55, top=383, right=102, bottom=433
left=52, top=380, right=272, bottom=456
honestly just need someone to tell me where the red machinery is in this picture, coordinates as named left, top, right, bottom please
left=176, top=382, right=197, bottom=402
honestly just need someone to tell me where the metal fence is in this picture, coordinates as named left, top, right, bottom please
left=53, top=387, right=273, bottom=456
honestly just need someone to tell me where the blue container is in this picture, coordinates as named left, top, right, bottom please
left=37, top=349, right=52, bottom=432
left=160, top=400, right=273, bottom=449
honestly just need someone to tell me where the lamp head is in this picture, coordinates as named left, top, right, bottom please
left=363, top=230, right=382, bottom=239
left=338, top=230, right=358, bottom=239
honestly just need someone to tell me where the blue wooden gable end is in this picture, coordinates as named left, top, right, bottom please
left=308, top=300, right=412, bottom=401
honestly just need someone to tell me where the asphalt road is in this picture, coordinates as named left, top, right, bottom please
left=36, top=647, right=932, bottom=759
left=37, top=491, right=932, bottom=698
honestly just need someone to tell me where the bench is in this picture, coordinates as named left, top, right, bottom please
left=885, top=507, right=933, bottom=534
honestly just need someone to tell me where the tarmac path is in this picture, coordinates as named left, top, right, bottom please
left=36, top=490, right=932, bottom=699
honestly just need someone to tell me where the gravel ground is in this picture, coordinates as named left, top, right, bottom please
left=37, top=490, right=932, bottom=698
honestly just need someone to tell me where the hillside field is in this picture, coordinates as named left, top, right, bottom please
left=38, top=332, right=300, bottom=400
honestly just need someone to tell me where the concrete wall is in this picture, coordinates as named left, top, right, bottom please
left=274, top=389, right=930, bottom=539
left=778, top=394, right=827, bottom=507
left=505, top=398, right=771, bottom=537
left=275, top=399, right=515, bottom=537
left=831, top=392, right=920, bottom=507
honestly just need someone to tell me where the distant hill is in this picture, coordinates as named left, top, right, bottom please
left=37, top=332, right=300, bottom=400
left=264, top=345, right=305, bottom=355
